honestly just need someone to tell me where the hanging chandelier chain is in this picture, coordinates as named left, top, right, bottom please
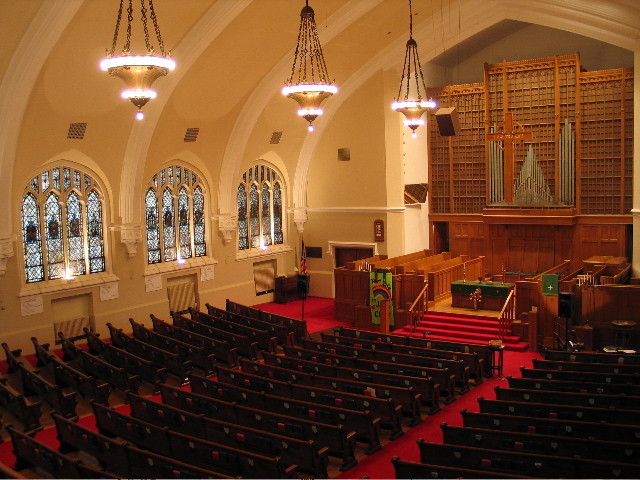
left=148, top=0, right=168, bottom=57
left=140, top=0, right=154, bottom=55
left=409, top=0, right=414, bottom=38
left=107, top=0, right=125, bottom=57
left=286, top=4, right=332, bottom=86
left=124, top=0, right=133, bottom=55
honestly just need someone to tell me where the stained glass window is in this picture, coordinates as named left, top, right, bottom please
left=21, top=165, right=108, bottom=284
left=145, top=164, right=207, bottom=264
left=237, top=163, right=286, bottom=251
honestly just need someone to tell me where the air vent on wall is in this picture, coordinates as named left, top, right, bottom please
left=184, top=127, right=200, bottom=142
left=404, top=183, right=429, bottom=204
left=67, top=123, right=87, bottom=140
left=338, top=148, right=350, bottom=161
left=270, top=132, right=283, bottom=144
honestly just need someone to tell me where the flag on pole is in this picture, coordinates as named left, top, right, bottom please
left=300, top=240, right=307, bottom=274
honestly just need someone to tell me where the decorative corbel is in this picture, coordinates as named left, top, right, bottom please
left=0, top=235, right=15, bottom=277
left=218, top=214, right=237, bottom=245
left=119, top=224, right=143, bottom=258
left=293, top=208, right=308, bottom=235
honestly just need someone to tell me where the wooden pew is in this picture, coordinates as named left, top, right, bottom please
left=507, top=375, right=640, bottom=396
left=206, top=303, right=296, bottom=346
left=17, top=363, right=77, bottom=419
left=417, top=438, right=578, bottom=478
left=52, top=412, right=130, bottom=477
left=226, top=298, right=309, bottom=342
left=160, top=385, right=344, bottom=478
left=173, top=313, right=260, bottom=360
left=84, top=326, right=168, bottom=391
left=129, top=317, right=217, bottom=376
left=544, top=349, right=640, bottom=365
left=125, top=392, right=299, bottom=479
left=440, top=422, right=640, bottom=464
left=7, top=424, right=80, bottom=478
left=320, top=331, right=485, bottom=383
left=216, top=366, right=405, bottom=439
left=74, top=462, right=122, bottom=479
left=1, top=342, right=23, bottom=374
left=335, top=325, right=493, bottom=377
left=0, top=462, right=25, bottom=479
left=189, top=307, right=278, bottom=353
left=461, top=409, right=640, bottom=444
left=494, top=385, right=640, bottom=410
left=520, top=366, right=640, bottom=385
left=30, top=336, right=56, bottom=367
left=78, top=350, right=141, bottom=395
left=477, top=396, right=640, bottom=425
left=124, top=444, right=233, bottom=479
left=107, top=322, right=193, bottom=385
left=167, top=430, right=299, bottom=479
left=302, top=337, right=471, bottom=393
left=391, top=456, right=532, bottom=479
left=150, top=314, right=239, bottom=367
left=190, top=373, right=383, bottom=454
left=262, top=351, right=441, bottom=414
left=0, top=379, right=42, bottom=433
left=282, top=344, right=458, bottom=403
left=92, top=400, right=173, bottom=456
left=239, top=357, right=423, bottom=427
left=532, top=357, right=640, bottom=375
left=50, top=356, right=111, bottom=405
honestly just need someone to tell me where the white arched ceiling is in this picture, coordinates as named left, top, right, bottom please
left=0, top=1, right=83, bottom=237
left=290, top=0, right=640, bottom=215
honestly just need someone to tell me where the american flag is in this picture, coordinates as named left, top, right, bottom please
left=300, top=240, right=307, bottom=274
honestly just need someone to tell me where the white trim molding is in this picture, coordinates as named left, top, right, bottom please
left=327, top=241, right=379, bottom=257
left=144, top=255, right=219, bottom=277
left=19, top=272, right=120, bottom=298
left=235, top=244, right=292, bottom=262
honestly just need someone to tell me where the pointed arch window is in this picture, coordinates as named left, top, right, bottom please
left=237, top=163, right=285, bottom=251
left=21, top=165, right=106, bottom=284
left=145, top=164, right=208, bottom=264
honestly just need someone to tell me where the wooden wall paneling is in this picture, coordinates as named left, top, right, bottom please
left=539, top=294, right=559, bottom=350
left=489, top=224, right=509, bottom=275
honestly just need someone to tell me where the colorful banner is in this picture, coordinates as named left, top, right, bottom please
left=541, top=273, right=559, bottom=296
left=370, top=270, right=394, bottom=325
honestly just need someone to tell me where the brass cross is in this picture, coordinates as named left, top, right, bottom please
left=487, top=112, right=533, bottom=203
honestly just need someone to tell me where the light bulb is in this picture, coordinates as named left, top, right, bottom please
left=412, top=130, right=418, bottom=138
left=308, top=125, right=314, bottom=132
left=136, top=110, right=144, bottom=121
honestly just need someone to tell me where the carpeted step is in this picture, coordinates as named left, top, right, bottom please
left=416, top=320, right=504, bottom=336
left=422, top=313, right=502, bottom=328
left=412, top=325, right=521, bottom=344
left=401, top=329, right=529, bottom=352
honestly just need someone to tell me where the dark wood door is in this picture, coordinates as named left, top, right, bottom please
left=335, top=247, right=374, bottom=269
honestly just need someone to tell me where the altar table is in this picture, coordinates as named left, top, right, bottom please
left=451, top=280, right=514, bottom=311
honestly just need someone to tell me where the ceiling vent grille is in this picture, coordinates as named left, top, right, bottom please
left=67, top=123, right=87, bottom=140
left=184, top=128, right=200, bottom=142
left=338, top=148, right=350, bottom=162
left=270, top=132, right=283, bottom=144
left=404, top=183, right=429, bottom=204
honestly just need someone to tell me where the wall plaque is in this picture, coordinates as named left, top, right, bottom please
left=374, top=219, right=384, bottom=242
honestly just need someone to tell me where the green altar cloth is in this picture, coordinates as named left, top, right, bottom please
left=451, top=280, right=514, bottom=298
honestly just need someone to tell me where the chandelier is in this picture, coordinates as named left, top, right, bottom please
left=100, top=0, right=175, bottom=120
left=282, top=1, right=338, bottom=132
left=392, top=0, right=436, bottom=137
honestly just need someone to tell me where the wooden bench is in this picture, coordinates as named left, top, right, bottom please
left=216, top=365, right=405, bottom=439
left=7, top=424, right=81, bottom=478
left=129, top=317, right=217, bottom=376
left=303, top=337, right=471, bottom=393
left=30, top=336, right=57, bottom=367
left=173, top=313, right=260, bottom=360
left=544, top=349, right=640, bottom=365
left=150, top=314, right=239, bottom=367
left=283, top=344, right=458, bottom=403
left=161, top=385, right=344, bottom=477
left=262, top=351, right=441, bottom=414
left=17, top=363, right=77, bottom=419
left=321, top=332, right=485, bottom=383
left=78, top=350, right=142, bottom=395
left=494, top=385, right=640, bottom=410
left=189, top=307, right=278, bottom=353
left=532, top=357, right=640, bottom=376
left=1, top=342, right=23, bottom=374
left=392, top=456, right=532, bottom=479
left=190, top=373, right=383, bottom=454
left=239, top=357, right=423, bottom=427
left=335, top=325, right=493, bottom=377
left=507, top=375, right=640, bottom=397
left=74, top=462, right=122, bottom=479
left=461, top=409, right=640, bottom=444
left=52, top=412, right=130, bottom=477
left=206, top=303, right=296, bottom=346
left=441, top=422, right=640, bottom=464
left=520, top=366, right=640, bottom=385
left=50, top=356, right=112, bottom=405
left=226, top=299, right=309, bottom=342
left=478, top=396, right=640, bottom=425
left=0, top=378, right=42, bottom=432
left=107, top=322, right=193, bottom=385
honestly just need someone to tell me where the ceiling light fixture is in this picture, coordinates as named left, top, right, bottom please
left=392, top=0, right=436, bottom=138
left=282, top=1, right=338, bottom=132
left=100, top=0, right=175, bottom=120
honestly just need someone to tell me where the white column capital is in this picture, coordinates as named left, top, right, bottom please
left=293, top=209, right=308, bottom=235
left=217, top=214, right=237, bottom=245
left=117, top=224, right=144, bottom=258
left=0, top=235, right=16, bottom=277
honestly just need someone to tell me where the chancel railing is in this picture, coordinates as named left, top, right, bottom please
left=499, top=289, right=516, bottom=341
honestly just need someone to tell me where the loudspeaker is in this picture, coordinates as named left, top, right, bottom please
left=558, top=292, right=574, bottom=318
left=435, top=107, right=460, bottom=136
left=297, top=274, right=310, bottom=296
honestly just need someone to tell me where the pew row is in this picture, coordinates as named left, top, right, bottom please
left=544, top=349, right=640, bottom=365
left=391, top=456, right=532, bottom=479
left=239, top=358, right=423, bottom=426
left=507, top=374, right=640, bottom=397
left=226, top=299, right=309, bottom=342
left=520, top=366, right=640, bottom=385
left=532, top=357, right=640, bottom=375
left=17, top=363, right=77, bottom=419
left=0, top=378, right=42, bottom=432
left=494, top=385, right=640, bottom=410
